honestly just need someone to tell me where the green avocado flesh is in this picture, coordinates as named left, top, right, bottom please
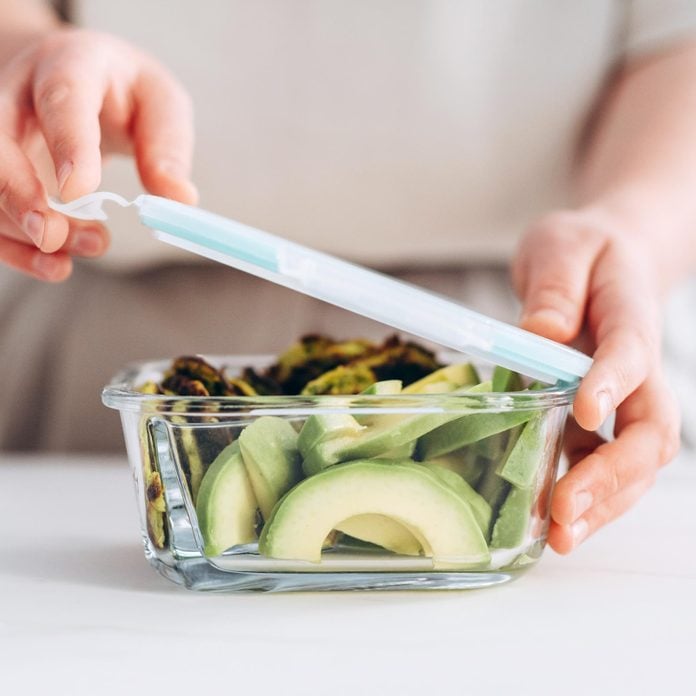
left=402, top=363, right=479, bottom=394
left=423, top=449, right=485, bottom=489
left=491, top=366, right=524, bottom=393
left=302, top=413, right=454, bottom=475
left=301, top=380, right=495, bottom=475
left=259, top=459, right=490, bottom=567
left=416, top=409, right=535, bottom=460
left=195, top=442, right=258, bottom=556
left=361, top=380, right=403, bottom=395
left=490, top=486, right=534, bottom=549
left=238, top=416, right=303, bottom=519
left=422, top=463, right=492, bottom=536
left=297, top=414, right=364, bottom=456
left=496, top=412, right=548, bottom=489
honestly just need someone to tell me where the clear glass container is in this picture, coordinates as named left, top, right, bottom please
left=102, top=356, right=574, bottom=592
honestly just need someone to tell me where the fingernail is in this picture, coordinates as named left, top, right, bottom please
left=32, top=253, right=59, bottom=280
left=57, top=161, right=73, bottom=192
left=69, top=229, right=104, bottom=256
left=596, top=390, right=613, bottom=423
left=573, top=490, right=593, bottom=519
left=571, top=518, right=589, bottom=547
left=24, top=211, right=45, bottom=247
left=522, top=308, right=568, bottom=330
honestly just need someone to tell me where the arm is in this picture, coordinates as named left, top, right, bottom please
left=0, top=0, right=197, bottom=281
left=512, top=42, right=696, bottom=553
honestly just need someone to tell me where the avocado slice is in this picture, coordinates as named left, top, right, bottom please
left=402, top=363, right=479, bottom=394
left=496, top=412, right=548, bottom=489
left=238, top=416, right=303, bottom=519
left=195, top=442, right=258, bottom=556
left=422, top=446, right=485, bottom=489
left=259, top=459, right=490, bottom=567
left=490, top=485, right=535, bottom=549
left=473, top=423, right=527, bottom=540
left=416, top=407, right=534, bottom=460
left=361, top=380, right=403, bottom=395
left=335, top=514, right=423, bottom=556
left=297, top=413, right=364, bottom=457
left=303, top=381, right=495, bottom=475
left=302, top=412, right=454, bottom=475
left=355, top=379, right=404, bottom=425
left=422, top=462, right=492, bottom=535
left=296, top=381, right=398, bottom=461
left=491, top=366, right=524, bottom=393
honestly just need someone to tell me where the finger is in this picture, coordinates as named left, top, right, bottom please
left=0, top=235, right=72, bottom=282
left=131, top=65, right=198, bottom=204
left=0, top=130, right=69, bottom=253
left=573, top=243, right=660, bottom=430
left=514, top=214, right=606, bottom=343
left=0, top=208, right=110, bottom=258
left=548, top=475, right=655, bottom=554
left=551, top=377, right=679, bottom=528
left=32, top=44, right=107, bottom=199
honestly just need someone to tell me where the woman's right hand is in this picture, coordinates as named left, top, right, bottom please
left=0, top=27, right=197, bottom=281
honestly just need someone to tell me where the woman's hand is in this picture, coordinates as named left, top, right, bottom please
left=0, top=27, right=197, bottom=281
left=513, top=207, right=681, bottom=553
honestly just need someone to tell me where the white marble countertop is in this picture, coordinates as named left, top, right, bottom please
left=1, top=453, right=694, bottom=695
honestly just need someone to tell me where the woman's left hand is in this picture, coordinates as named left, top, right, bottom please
left=512, top=207, right=681, bottom=553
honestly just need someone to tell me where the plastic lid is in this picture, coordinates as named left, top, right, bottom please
left=49, top=192, right=593, bottom=384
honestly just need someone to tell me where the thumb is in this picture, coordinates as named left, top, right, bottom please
left=513, top=215, right=606, bottom=342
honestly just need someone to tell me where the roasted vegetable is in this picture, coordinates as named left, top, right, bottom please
left=267, top=334, right=377, bottom=393
left=165, top=356, right=230, bottom=396
left=301, top=364, right=377, bottom=395
left=241, top=367, right=283, bottom=396
left=140, top=420, right=167, bottom=549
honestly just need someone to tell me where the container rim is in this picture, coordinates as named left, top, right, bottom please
left=101, top=355, right=578, bottom=415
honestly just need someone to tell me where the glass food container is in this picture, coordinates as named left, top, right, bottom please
left=103, top=355, right=574, bottom=592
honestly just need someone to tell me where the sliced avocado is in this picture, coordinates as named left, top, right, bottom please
left=490, top=485, right=535, bottom=549
left=303, top=381, right=494, bottom=475
left=416, top=407, right=534, bottom=460
left=473, top=425, right=525, bottom=539
left=302, top=412, right=454, bottom=475
left=491, top=366, right=524, bottom=393
left=195, top=442, right=258, bottom=556
left=496, top=412, right=548, bottom=489
left=335, top=514, right=423, bottom=556
left=422, top=462, right=492, bottom=535
left=476, top=470, right=511, bottom=540
left=297, top=413, right=364, bottom=457
left=356, top=379, right=404, bottom=425
left=238, top=416, right=303, bottom=519
left=361, top=380, right=403, bottom=395
left=423, top=452, right=484, bottom=488
left=259, top=459, right=490, bottom=567
left=298, top=382, right=403, bottom=465
left=379, top=439, right=417, bottom=459
left=402, top=363, right=479, bottom=394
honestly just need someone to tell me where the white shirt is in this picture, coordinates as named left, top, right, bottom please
left=73, top=1, right=696, bottom=270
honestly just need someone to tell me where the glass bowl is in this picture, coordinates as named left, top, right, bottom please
left=102, top=355, right=574, bottom=592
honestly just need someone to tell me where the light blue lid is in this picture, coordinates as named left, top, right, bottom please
left=49, top=192, right=593, bottom=384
